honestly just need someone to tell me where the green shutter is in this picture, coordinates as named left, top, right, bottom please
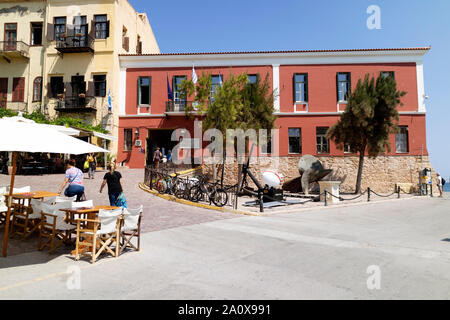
left=148, top=76, right=151, bottom=105
left=336, top=73, right=339, bottom=102
left=137, top=77, right=141, bottom=106
left=304, top=74, right=308, bottom=102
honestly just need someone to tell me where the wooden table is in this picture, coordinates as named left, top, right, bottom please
left=60, top=206, right=120, bottom=256
left=6, top=191, right=59, bottom=239
left=61, top=205, right=120, bottom=225
left=7, top=190, right=59, bottom=201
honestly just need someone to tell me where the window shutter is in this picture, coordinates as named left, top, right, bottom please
left=17, top=78, right=25, bottom=102
left=348, top=72, right=351, bottom=98
left=137, top=78, right=142, bottom=106
left=148, top=76, right=151, bottom=105
left=123, top=36, right=129, bottom=51
left=65, top=82, right=72, bottom=97
left=89, top=19, right=95, bottom=39
left=46, top=23, right=54, bottom=41
left=304, top=74, right=308, bottom=102
left=87, top=81, right=95, bottom=96
left=336, top=73, right=339, bottom=102
left=105, top=20, right=110, bottom=38
left=81, top=81, right=86, bottom=94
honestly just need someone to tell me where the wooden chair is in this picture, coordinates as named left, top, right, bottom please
left=75, top=208, right=122, bottom=264
left=119, top=205, right=143, bottom=254
left=38, top=201, right=75, bottom=254
left=68, top=200, right=94, bottom=226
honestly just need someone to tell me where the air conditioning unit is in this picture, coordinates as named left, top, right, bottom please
left=135, top=140, right=142, bottom=147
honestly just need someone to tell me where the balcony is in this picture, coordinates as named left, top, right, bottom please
left=165, top=100, right=205, bottom=114
left=54, top=96, right=97, bottom=113
left=0, top=41, right=30, bottom=62
left=56, top=35, right=94, bottom=54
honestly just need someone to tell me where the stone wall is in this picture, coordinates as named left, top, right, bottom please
left=202, top=155, right=435, bottom=194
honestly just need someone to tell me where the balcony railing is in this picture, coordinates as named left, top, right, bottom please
left=0, top=41, right=30, bottom=61
left=55, top=95, right=96, bottom=112
left=166, top=100, right=205, bottom=113
left=56, top=35, right=94, bottom=54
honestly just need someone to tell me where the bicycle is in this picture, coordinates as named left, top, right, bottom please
left=188, top=176, right=228, bottom=207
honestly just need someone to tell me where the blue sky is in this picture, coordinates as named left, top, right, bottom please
left=131, top=0, right=450, bottom=178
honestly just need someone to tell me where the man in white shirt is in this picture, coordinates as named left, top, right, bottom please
left=436, top=173, right=443, bottom=198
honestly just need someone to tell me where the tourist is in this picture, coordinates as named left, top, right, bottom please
left=86, top=153, right=97, bottom=179
left=58, top=159, right=85, bottom=202
left=167, top=149, right=172, bottom=163
left=100, top=162, right=125, bottom=206
left=153, top=147, right=162, bottom=168
left=436, top=173, right=443, bottom=198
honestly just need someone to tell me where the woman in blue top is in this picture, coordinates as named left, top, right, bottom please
left=58, top=159, right=85, bottom=202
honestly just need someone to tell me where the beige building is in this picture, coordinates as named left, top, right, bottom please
left=0, top=0, right=160, bottom=152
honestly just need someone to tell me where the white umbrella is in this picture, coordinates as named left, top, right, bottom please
left=0, top=118, right=108, bottom=257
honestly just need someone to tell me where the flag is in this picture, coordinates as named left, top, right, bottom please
left=167, top=75, right=173, bottom=100
left=108, top=90, right=112, bottom=112
left=192, top=65, right=198, bottom=84
left=218, top=72, right=223, bottom=86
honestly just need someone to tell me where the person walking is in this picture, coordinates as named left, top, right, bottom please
left=100, top=162, right=124, bottom=206
left=86, top=153, right=97, bottom=179
left=436, top=173, right=444, bottom=198
left=58, top=159, right=85, bottom=202
left=153, top=147, right=162, bottom=168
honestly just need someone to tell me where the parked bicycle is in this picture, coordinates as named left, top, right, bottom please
left=188, top=175, right=228, bottom=207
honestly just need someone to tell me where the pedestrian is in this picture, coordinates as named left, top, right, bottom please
left=58, top=159, right=85, bottom=202
left=436, top=173, right=444, bottom=198
left=86, top=153, right=97, bottom=179
left=167, top=149, right=172, bottom=163
left=100, top=162, right=125, bottom=207
left=153, top=147, right=162, bottom=168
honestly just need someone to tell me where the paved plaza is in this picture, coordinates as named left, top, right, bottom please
left=0, top=169, right=449, bottom=299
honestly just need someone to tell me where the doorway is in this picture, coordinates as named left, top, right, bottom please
left=0, top=78, right=7, bottom=108
left=146, top=129, right=179, bottom=166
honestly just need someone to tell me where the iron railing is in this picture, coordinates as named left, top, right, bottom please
left=56, top=96, right=96, bottom=111
left=0, top=41, right=30, bottom=58
left=165, top=100, right=206, bottom=113
left=56, top=34, right=94, bottom=52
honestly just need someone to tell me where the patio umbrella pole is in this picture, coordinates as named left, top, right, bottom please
left=2, top=152, right=17, bottom=257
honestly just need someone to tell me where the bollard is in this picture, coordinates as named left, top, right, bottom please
left=367, top=187, right=371, bottom=202
left=324, top=190, right=328, bottom=207
left=397, top=186, right=401, bottom=199
left=430, top=184, right=433, bottom=197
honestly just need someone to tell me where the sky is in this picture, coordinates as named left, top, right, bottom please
left=130, top=0, right=450, bottom=179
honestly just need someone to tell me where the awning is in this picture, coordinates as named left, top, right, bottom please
left=93, top=131, right=117, bottom=141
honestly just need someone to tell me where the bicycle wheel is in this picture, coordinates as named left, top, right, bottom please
left=188, top=185, right=203, bottom=202
left=211, top=188, right=228, bottom=207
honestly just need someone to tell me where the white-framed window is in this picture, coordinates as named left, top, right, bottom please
left=337, top=72, right=351, bottom=102
left=316, top=127, right=330, bottom=154
left=294, top=74, right=308, bottom=103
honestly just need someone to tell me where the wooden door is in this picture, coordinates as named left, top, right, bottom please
left=0, top=78, right=7, bottom=108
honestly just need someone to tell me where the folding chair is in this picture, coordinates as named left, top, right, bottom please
left=55, top=195, right=77, bottom=203
left=119, top=205, right=143, bottom=254
left=38, top=201, right=75, bottom=254
left=68, top=200, right=94, bottom=225
left=75, top=208, right=122, bottom=264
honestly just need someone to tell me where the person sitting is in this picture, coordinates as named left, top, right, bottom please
left=58, top=159, right=85, bottom=202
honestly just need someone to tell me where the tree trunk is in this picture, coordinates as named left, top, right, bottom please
left=355, top=146, right=366, bottom=194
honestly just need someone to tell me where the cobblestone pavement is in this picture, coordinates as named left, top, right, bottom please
left=0, top=169, right=235, bottom=256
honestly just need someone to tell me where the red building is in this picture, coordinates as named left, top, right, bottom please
left=118, top=47, right=431, bottom=192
